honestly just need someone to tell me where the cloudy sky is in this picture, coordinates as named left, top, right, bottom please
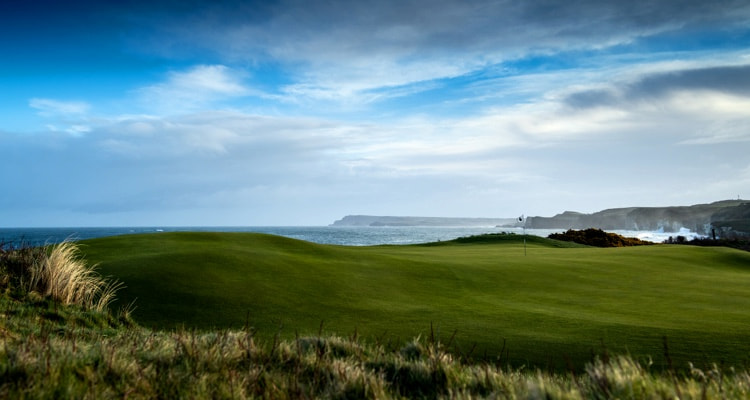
left=2, top=0, right=749, bottom=226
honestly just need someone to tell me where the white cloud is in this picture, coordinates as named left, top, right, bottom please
left=65, top=125, right=91, bottom=137
left=169, top=65, right=248, bottom=95
left=96, top=111, right=344, bottom=157
left=97, top=77, right=750, bottom=176
left=28, top=98, right=92, bottom=136
left=8, top=93, right=749, bottom=225
left=149, top=0, right=750, bottom=103
left=280, top=58, right=478, bottom=103
left=29, top=98, right=90, bottom=116
left=137, top=65, right=253, bottom=114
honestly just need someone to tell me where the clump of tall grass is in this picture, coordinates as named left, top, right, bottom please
left=1, top=240, right=122, bottom=311
left=29, top=241, right=122, bottom=311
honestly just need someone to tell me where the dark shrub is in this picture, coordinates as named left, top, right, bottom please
left=548, top=229, right=654, bottom=247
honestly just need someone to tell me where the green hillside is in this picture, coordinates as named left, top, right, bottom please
left=81, top=232, right=750, bottom=370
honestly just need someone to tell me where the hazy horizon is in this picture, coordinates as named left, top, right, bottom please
left=2, top=198, right=744, bottom=229
left=2, top=1, right=749, bottom=226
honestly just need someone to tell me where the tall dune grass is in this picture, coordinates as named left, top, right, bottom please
left=24, top=241, right=122, bottom=311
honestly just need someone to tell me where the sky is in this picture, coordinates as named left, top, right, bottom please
left=1, top=0, right=750, bottom=227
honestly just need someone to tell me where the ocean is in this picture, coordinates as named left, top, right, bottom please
left=0, top=226, right=702, bottom=248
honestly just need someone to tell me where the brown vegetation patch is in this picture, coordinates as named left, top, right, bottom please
left=548, top=228, right=654, bottom=247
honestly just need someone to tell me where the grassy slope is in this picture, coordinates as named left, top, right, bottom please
left=81, top=232, right=750, bottom=370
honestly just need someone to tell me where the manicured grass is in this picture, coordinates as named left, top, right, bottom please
left=81, top=232, right=750, bottom=370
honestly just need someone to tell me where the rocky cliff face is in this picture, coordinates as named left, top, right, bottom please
left=710, top=203, right=750, bottom=237
left=331, top=200, right=750, bottom=237
left=526, top=200, right=748, bottom=235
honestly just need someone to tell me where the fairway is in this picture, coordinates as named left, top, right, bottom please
left=82, top=232, right=750, bottom=370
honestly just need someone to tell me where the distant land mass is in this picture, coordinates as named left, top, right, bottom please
left=332, top=200, right=750, bottom=237
left=330, top=215, right=517, bottom=227
left=522, top=199, right=749, bottom=236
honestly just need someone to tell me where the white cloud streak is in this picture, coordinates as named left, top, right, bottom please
left=136, top=65, right=254, bottom=113
left=28, top=98, right=92, bottom=136
left=29, top=98, right=90, bottom=116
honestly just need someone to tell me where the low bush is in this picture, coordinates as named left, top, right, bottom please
left=548, top=228, right=654, bottom=247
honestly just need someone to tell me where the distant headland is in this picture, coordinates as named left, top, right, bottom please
left=330, top=215, right=517, bottom=227
left=332, top=200, right=750, bottom=237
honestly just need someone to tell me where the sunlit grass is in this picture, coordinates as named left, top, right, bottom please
left=1, top=241, right=122, bottom=311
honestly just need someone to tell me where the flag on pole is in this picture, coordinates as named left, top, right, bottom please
left=519, top=215, right=527, bottom=255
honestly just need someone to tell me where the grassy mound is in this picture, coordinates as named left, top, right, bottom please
left=429, top=232, right=588, bottom=247
left=79, top=232, right=750, bottom=371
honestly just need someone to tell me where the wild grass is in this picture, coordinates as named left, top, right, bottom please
left=1, top=240, right=122, bottom=311
left=1, top=293, right=750, bottom=399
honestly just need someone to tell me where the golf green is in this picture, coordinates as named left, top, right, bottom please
left=81, top=232, right=750, bottom=369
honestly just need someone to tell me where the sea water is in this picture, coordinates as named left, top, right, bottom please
left=0, top=226, right=702, bottom=248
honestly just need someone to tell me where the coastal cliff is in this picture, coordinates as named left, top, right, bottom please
left=524, top=200, right=748, bottom=235
left=332, top=200, right=750, bottom=237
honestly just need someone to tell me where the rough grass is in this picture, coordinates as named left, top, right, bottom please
left=29, top=241, right=123, bottom=311
left=81, top=232, right=750, bottom=371
left=2, top=293, right=750, bottom=399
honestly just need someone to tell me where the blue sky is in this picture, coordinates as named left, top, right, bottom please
left=2, top=0, right=750, bottom=226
